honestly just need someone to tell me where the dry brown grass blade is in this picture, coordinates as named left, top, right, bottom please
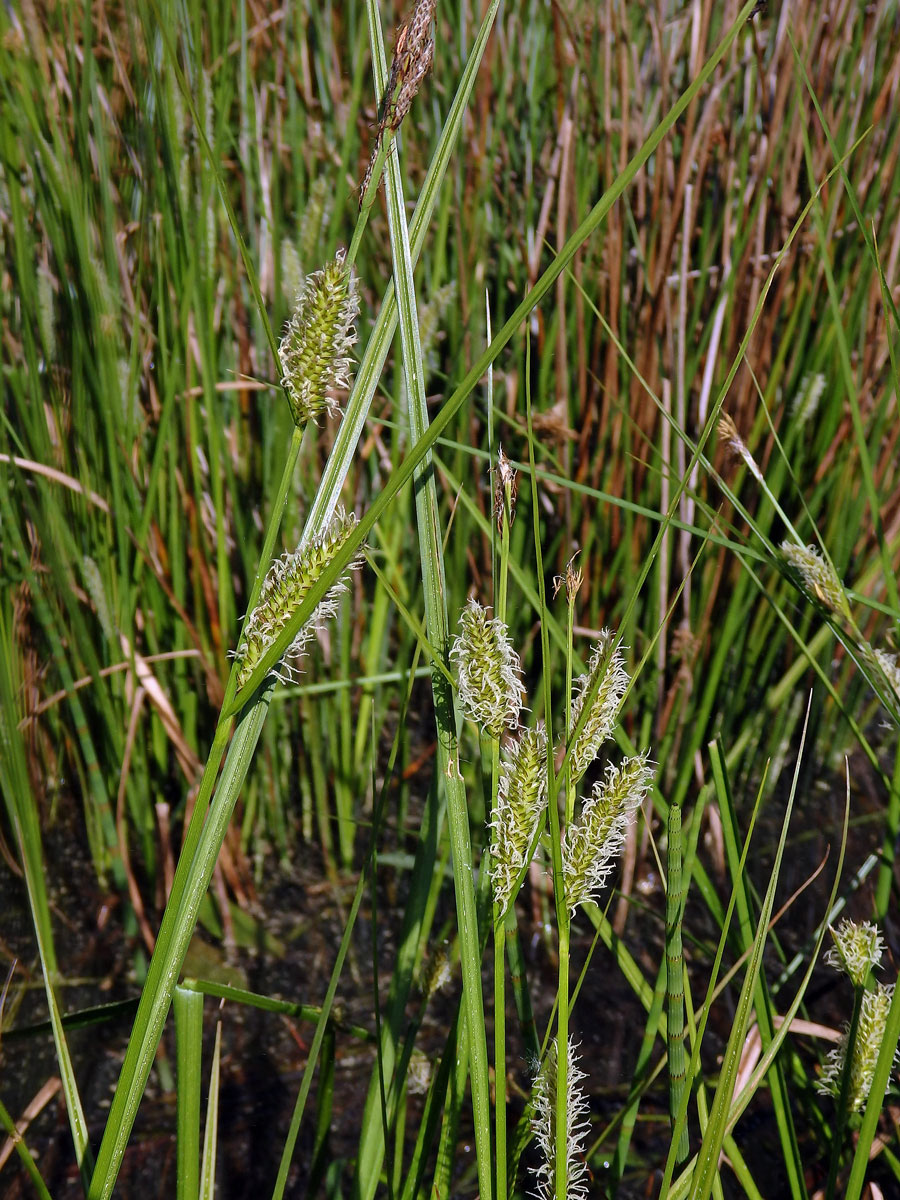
left=0, top=1077, right=63, bottom=1173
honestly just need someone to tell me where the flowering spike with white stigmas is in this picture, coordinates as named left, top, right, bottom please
left=562, top=753, right=653, bottom=913
left=824, top=919, right=884, bottom=988
left=278, top=253, right=359, bottom=429
left=818, top=982, right=898, bottom=1112
left=531, top=1037, right=590, bottom=1200
left=792, top=372, right=827, bottom=425
left=568, top=630, right=629, bottom=784
left=489, top=724, right=547, bottom=913
left=781, top=541, right=847, bottom=617
left=235, top=509, right=362, bottom=690
left=450, top=597, right=525, bottom=738
left=873, top=648, right=900, bottom=703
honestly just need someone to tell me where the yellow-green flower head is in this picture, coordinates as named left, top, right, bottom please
left=569, top=631, right=629, bottom=783
left=781, top=541, right=847, bottom=616
left=531, top=1036, right=590, bottom=1200
left=450, top=597, right=525, bottom=738
left=824, top=919, right=884, bottom=988
left=818, top=982, right=898, bottom=1112
left=562, top=753, right=653, bottom=913
left=874, top=648, right=900, bottom=703
left=278, top=253, right=359, bottom=428
left=489, top=724, right=548, bottom=914
left=718, top=410, right=764, bottom=483
left=418, top=943, right=452, bottom=999
left=406, top=1049, right=433, bottom=1097
left=235, top=508, right=361, bottom=690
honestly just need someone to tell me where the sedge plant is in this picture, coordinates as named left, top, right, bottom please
left=5, top=1, right=900, bottom=1197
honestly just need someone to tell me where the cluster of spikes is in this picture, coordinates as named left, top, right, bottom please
left=450, top=599, right=653, bottom=917
left=818, top=919, right=899, bottom=1112
left=451, top=590, right=654, bottom=1198
left=232, top=246, right=365, bottom=691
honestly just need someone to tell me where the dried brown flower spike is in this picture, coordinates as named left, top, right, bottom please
left=493, top=446, right=518, bottom=531
left=360, top=0, right=437, bottom=207
left=381, top=0, right=437, bottom=133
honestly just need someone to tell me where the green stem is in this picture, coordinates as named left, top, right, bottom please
left=874, top=733, right=900, bottom=919
left=824, top=984, right=866, bottom=1200
left=89, top=432, right=304, bottom=1200
left=522, top=322, right=568, bottom=1199
left=555, top=553, right=577, bottom=1199
left=498, top=516, right=510, bottom=625
left=564, top=581, right=576, bottom=829
left=555, top=918, right=571, bottom=1200
left=666, top=802, right=689, bottom=1162
left=494, top=445, right=512, bottom=1200
left=494, top=907, right=507, bottom=1200
left=504, top=909, right=539, bottom=1061
left=246, top=427, right=304, bottom=616
left=348, top=136, right=389, bottom=268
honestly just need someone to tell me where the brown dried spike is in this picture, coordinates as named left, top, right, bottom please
left=391, top=36, right=433, bottom=130
left=493, top=447, right=518, bottom=531
left=384, top=0, right=436, bottom=131
left=361, top=0, right=436, bottom=208
left=358, top=130, right=382, bottom=210
left=405, top=0, right=436, bottom=56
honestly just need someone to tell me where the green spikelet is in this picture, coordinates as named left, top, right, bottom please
left=235, top=509, right=362, bottom=690
left=781, top=541, right=848, bottom=617
left=818, top=983, right=898, bottom=1112
left=489, top=724, right=548, bottom=913
left=568, top=631, right=628, bottom=784
left=450, top=597, right=524, bottom=738
left=825, top=919, right=884, bottom=988
left=562, top=754, right=653, bottom=912
left=278, top=254, right=359, bottom=428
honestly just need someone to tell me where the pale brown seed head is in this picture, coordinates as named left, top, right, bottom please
left=383, top=0, right=436, bottom=132
left=565, top=555, right=583, bottom=606
left=493, top=446, right=518, bottom=531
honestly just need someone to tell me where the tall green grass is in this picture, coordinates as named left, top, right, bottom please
left=1, top=0, right=899, bottom=1196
